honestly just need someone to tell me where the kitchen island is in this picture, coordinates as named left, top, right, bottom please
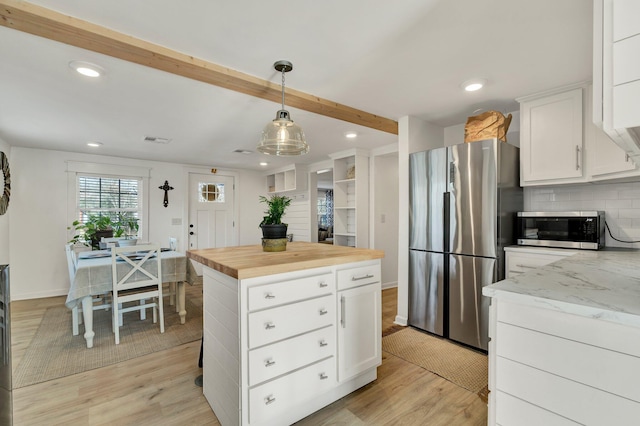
left=187, top=242, right=384, bottom=426
left=482, top=249, right=640, bottom=425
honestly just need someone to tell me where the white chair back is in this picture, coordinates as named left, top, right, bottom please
left=110, top=244, right=164, bottom=344
left=64, top=243, right=77, bottom=284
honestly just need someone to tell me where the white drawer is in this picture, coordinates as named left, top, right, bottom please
left=248, top=325, right=335, bottom=387
left=337, top=263, right=380, bottom=291
left=248, top=294, right=334, bottom=349
left=248, top=273, right=334, bottom=311
left=249, top=357, right=336, bottom=424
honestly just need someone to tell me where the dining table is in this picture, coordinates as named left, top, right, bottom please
left=65, top=249, right=190, bottom=348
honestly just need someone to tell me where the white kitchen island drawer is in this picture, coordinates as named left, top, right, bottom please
left=247, top=273, right=334, bottom=311
left=248, top=326, right=335, bottom=387
left=496, top=357, right=640, bottom=425
left=248, top=294, right=334, bottom=349
left=248, top=357, right=336, bottom=424
left=336, top=262, right=380, bottom=290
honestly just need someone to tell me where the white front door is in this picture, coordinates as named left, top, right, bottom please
left=188, top=172, right=235, bottom=251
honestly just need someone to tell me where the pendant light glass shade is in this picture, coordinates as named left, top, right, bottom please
left=257, top=60, right=309, bottom=156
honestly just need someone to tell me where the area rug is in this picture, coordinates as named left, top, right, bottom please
left=382, top=327, right=488, bottom=394
left=13, top=299, right=203, bottom=388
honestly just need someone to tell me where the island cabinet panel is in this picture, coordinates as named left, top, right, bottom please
left=198, top=253, right=382, bottom=426
left=488, top=298, right=640, bottom=425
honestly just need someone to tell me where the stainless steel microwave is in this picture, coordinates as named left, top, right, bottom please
left=516, top=211, right=605, bottom=250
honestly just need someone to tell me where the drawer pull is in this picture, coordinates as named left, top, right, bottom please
left=265, top=395, right=276, bottom=405
left=265, top=359, right=276, bottom=367
left=319, top=373, right=329, bottom=380
left=352, top=273, right=374, bottom=281
left=319, top=308, right=328, bottom=316
left=265, top=322, right=276, bottom=330
left=319, top=282, right=328, bottom=288
left=319, top=340, right=328, bottom=347
left=264, top=293, right=275, bottom=299
left=515, top=264, right=537, bottom=269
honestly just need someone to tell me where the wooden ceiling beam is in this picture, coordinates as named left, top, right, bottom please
left=0, top=0, right=398, bottom=135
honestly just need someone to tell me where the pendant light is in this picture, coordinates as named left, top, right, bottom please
left=257, top=60, right=309, bottom=156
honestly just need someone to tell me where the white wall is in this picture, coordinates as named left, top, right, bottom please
left=9, top=147, right=263, bottom=300
left=0, top=137, right=10, bottom=266
left=396, top=116, right=444, bottom=326
left=373, top=152, right=399, bottom=288
left=282, top=194, right=311, bottom=242
left=525, top=181, right=640, bottom=249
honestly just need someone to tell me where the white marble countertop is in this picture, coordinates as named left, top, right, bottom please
left=484, top=249, right=640, bottom=327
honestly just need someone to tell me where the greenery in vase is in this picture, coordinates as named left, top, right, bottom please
left=68, top=214, right=113, bottom=247
left=258, top=195, right=292, bottom=227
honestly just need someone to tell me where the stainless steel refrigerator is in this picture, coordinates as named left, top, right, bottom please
left=408, top=138, right=522, bottom=351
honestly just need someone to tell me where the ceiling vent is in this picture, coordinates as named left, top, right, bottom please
left=143, top=136, right=171, bottom=144
left=234, top=149, right=253, bottom=154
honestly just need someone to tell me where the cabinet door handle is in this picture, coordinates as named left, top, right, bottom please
left=265, top=322, right=276, bottom=330
left=576, top=145, right=581, bottom=170
left=319, top=340, right=328, bottom=347
left=319, top=373, right=328, bottom=380
left=319, top=282, right=328, bottom=288
left=515, top=264, right=536, bottom=269
left=340, top=296, right=346, bottom=328
left=265, top=395, right=276, bottom=405
left=352, top=274, right=374, bottom=281
left=265, top=359, right=276, bottom=367
left=264, top=293, right=275, bottom=299
left=319, top=308, right=328, bottom=316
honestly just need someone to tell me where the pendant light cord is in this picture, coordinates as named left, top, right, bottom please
left=281, top=68, right=286, bottom=110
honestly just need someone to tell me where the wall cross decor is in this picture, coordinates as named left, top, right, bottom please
left=159, top=180, right=174, bottom=208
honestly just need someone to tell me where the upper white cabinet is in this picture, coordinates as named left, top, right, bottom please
left=265, top=164, right=307, bottom=193
left=330, top=149, right=370, bottom=248
left=518, top=85, right=586, bottom=186
left=593, top=0, right=640, bottom=158
left=519, top=83, right=640, bottom=186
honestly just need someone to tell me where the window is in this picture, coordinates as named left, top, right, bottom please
left=198, top=182, right=225, bottom=203
left=76, top=174, right=142, bottom=237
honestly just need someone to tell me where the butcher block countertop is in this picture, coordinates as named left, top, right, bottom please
left=187, top=241, right=384, bottom=279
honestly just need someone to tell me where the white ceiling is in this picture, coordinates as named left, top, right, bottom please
left=0, top=0, right=593, bottom=171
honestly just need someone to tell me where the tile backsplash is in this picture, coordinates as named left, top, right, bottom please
left=524, top=181, right=640, bottom=249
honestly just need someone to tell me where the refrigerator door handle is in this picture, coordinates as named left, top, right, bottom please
left=449, top=161, right=456, bottom=186
left=443, top=191, right=450, bottom=253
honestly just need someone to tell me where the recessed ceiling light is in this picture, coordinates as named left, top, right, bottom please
left=317, top=168, right=331, bottom=174
left=87, top=141, right=103, bottom=147
left=260, top=162, right=268, bottom=166
left=461, top=79, right=487, bottom=92
left=344, top=131, right=358, bottom=139
left=69, top=61, right=104, bottom=78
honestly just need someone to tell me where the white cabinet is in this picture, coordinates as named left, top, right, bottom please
left=518, top=85, right=585, bottom=186
left=201, top=259, right=381, bottom=426
left=336, top=262, right=382, bottom=381
left=265, top=164, right=307, bottom=193
left=487, top=298, right=640, bottom=425
left=504, top=246, right=577, bottom=278
left=330, top=149, right=370, bottom=248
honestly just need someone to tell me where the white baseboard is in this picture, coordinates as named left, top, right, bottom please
left=381, top=281, right=397, bottom=290
left=394, top=315, right=408, bottom=326
left=12, top=287, right=68, bottom=301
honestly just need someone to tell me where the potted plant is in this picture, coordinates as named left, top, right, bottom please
left=259, top=195, right=291, bottom=251
left=113, top=212, right=139, bottom=246
left=68, top=214, right=114, bottom=249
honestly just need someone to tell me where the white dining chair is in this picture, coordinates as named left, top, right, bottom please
left=111, top=244, right=164, bottom=344
left=66, top=243, right=111, bottom=336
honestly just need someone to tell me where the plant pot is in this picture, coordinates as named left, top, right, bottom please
left=261, top=224, right=288, bottom=239
left=262, top=238, right=287, bottom=252
left=91, top=229, right=113, bottom=250
left=117, top=238, right=137, bottom=247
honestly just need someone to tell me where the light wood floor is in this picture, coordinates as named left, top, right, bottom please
left=10, top=286, right=487, bottom=425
